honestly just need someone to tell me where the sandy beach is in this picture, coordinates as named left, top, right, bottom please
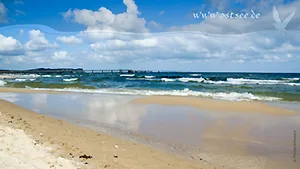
left=131, top=96, right=298, bottom=115
left=1, top=0, right=300, bottom=167
left=0, top=97, right=214, bottom=169
left=0, top=87, right=299, bottom=169
left=0, top=122, right=81, bottom=169
left=0, top=75, right=18, bottom=79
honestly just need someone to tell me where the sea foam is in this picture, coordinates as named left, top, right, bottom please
left=33, top=88, right=280, bottom=101
left=178, top=77, right=205, bottom=83
left=120, top=74, right=135, bottom=77
left=161, top=78, right=176, bottom=82
left=145, top=76, right=155, bottom=78
left=63, top=78, right=78, bottom=82
left=205, top=78, right=300, bottom=86
left=0, top=80, right=6, bottom=86
left=15, top=79, right=36, bottom=82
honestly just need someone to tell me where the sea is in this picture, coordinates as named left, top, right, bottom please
left=0, top=72, right=300, bottom=102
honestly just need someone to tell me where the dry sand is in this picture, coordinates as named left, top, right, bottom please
left=0, top=99, right=214, bottom=169
left=0, top=122, right=81, bottom=169
left=131, top=96, right=298, bottom=115
left=0, top=75, right=17, bottom=79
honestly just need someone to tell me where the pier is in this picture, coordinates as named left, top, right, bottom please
left=84, top=69, right=152, bottom=74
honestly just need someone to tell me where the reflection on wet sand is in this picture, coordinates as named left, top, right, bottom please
left=70, top=94, right=146, bottom=131
left=0, top=92, right=299, bottom=169
left=199, top=113, right=300, bottom=169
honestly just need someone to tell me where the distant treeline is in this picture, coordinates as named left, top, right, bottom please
left=0, top=68, right=84, bottom=74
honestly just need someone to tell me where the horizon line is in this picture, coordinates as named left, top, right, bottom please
left=1, top=68, right=299, bottom=73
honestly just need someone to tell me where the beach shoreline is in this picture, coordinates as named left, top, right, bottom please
left=0, top=98, right=214, bottom=169
left=0, top=87, right=68, bottom=94
left=0, top=87, right=298, bottom=115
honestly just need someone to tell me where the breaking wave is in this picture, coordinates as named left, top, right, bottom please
left=178, top=77, right=205, bottom=83
left=0, top=80, right=6, bottom=86
left=63, top=78, right=78, bottom=82
left=189, top=74, right=202, bottom=76
left=30, top=88, right=280, bottom=101
left=125, top=77, right=300, bottom=86
left=15, top=78, right=36, bottom=82
left=120, top=74, right=135, bottom=77
left=144, top=76, right=155, bottom=79
left=205, top=78, right=300, bottom=86
left=161, top=78, right=176, bottom=82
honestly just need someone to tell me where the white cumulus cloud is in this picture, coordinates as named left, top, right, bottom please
left=63, top=0, right=148, bottom=40
left=56, top=36, right=82, bottom=44
left=0, top=34, right=24, bottom=55
left=87, top=30, right=300, bottom=63
left=52, top=51, right=70, bottom=60
left=24, top=30, right=58, bottom=51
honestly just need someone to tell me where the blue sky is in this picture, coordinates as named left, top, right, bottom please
left=2, top=0, right=208, bottom=31
left=0, top=0, right=300, bottom=72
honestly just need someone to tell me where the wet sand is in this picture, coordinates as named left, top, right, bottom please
left=0, top=98, right=214, bottom=169
left=0, top=87, right=66, bottom=94
left=132, top=96, right=298, bottom=115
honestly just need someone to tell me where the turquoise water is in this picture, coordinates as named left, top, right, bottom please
left=1, top=72, right=300, bottom=101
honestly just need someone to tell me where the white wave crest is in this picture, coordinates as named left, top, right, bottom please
left=0, top=80, right=6, bottom=86
left=15, top=78, right=36, bottom=82
left=205, top=78, right=300, bottom=86
left=33, top=88, right=280, bottom=101
left=189, top=74, right=202, bottom=76
left=282, top=78, right=300, bottom=81
left=120, top=74, right=135, bottom=77
left=145, top=76, right=155, bottom=78
left=41, top=75, right=52, bottom=77
left=54, top=75, right=63, bottom=77
left=63, top=78, right=78, bottom=82
left=178, top=77, right=205, bottom=83
left=126, top=78, right=157, bottom=81
left=18, top=74, right=40, bottom=78
left=161, top=78, right=176, bottom=82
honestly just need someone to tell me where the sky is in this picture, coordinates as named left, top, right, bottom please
left=0, top=0, right=300, bottom=72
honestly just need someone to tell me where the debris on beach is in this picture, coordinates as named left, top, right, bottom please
left=69, top=153, right=74, bottom=158
left=113, top=155, right=118, bottom=158
left=34, top=140, right=40, bottom=145
left=79, top=154, right=93, bottom=159
left=114, top=144, right=119, bottom=148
